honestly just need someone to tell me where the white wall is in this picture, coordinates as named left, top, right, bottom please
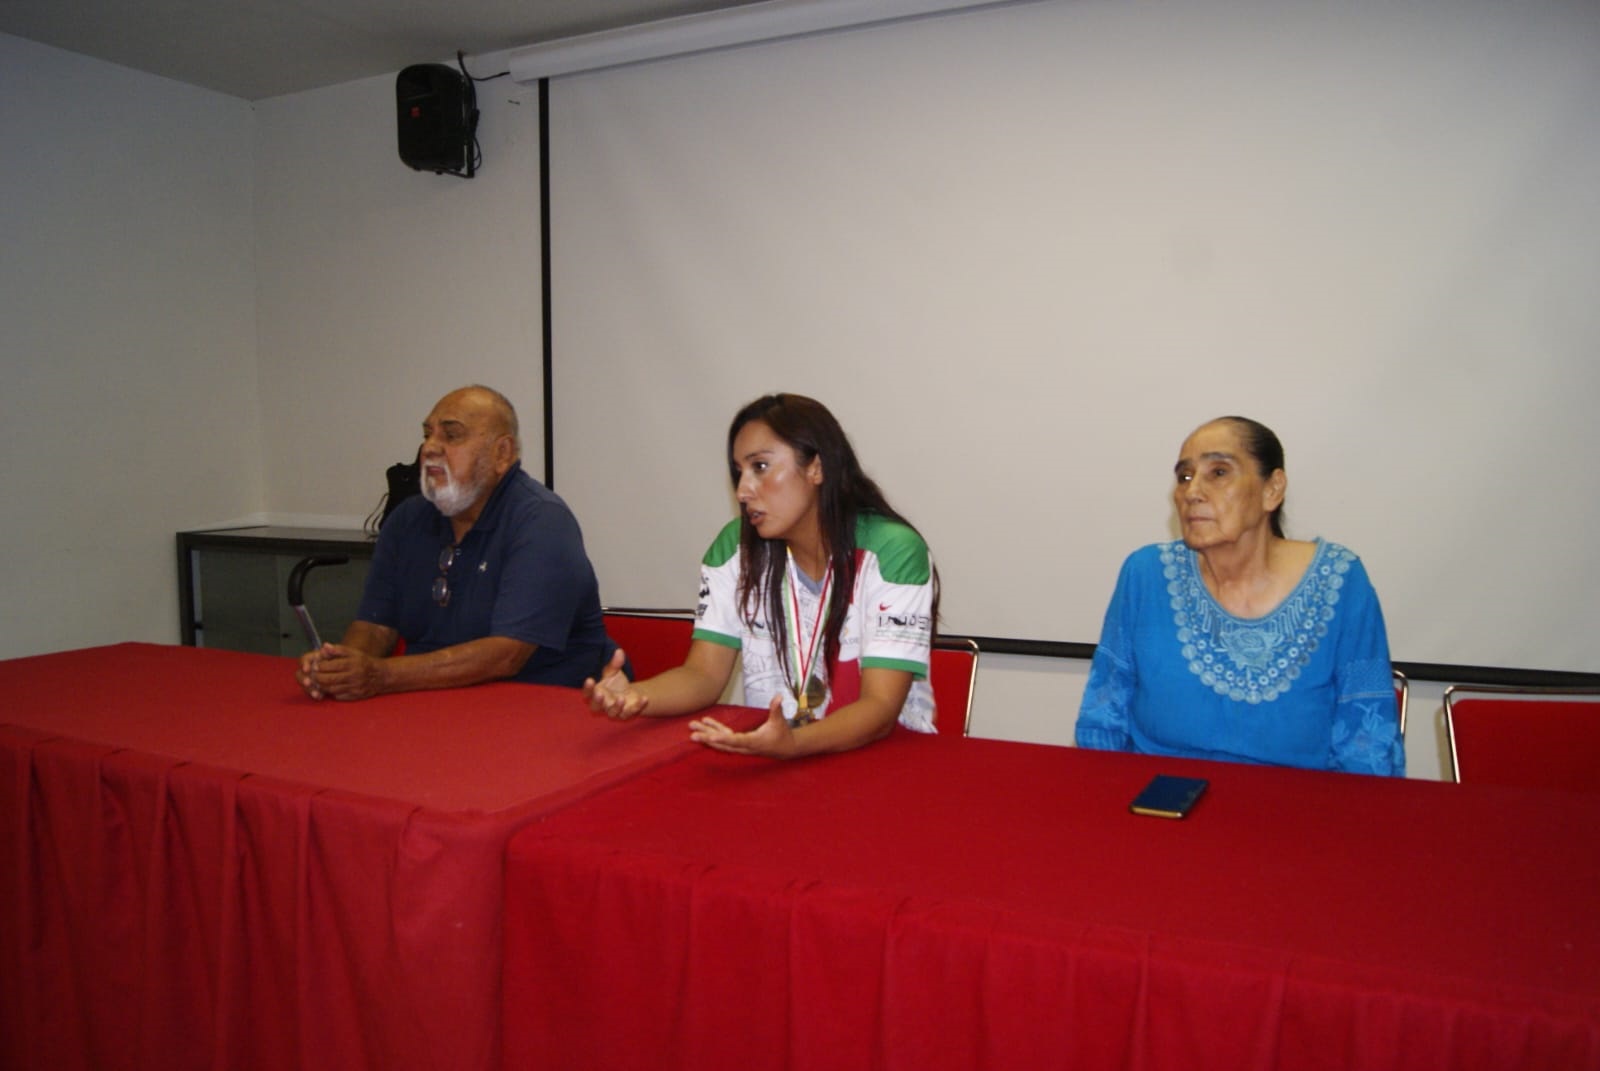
left=252, top=67, right=549, bottom=524
left=0, top=34, right=260, bottom=659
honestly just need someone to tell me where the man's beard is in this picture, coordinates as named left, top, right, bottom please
left=422, top=463, right=488, bottom=518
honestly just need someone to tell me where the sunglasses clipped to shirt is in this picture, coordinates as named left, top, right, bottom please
left=433, top=544, right=457, bottom=607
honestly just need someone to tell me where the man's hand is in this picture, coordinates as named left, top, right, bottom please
left=296, top=642, right=388, bottom=701
left=295, top=646, right=326, bottom=699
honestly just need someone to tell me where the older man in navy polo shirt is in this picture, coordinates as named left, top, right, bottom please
left=296, top=385, right=614, bottom=700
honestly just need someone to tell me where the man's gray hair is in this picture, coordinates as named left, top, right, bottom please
left=465, top=384, right=521, bottom=457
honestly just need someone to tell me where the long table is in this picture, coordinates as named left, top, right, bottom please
left=0, top=642, right=713, bottom=1071
left=502, top=730, right=1600, bottom=1071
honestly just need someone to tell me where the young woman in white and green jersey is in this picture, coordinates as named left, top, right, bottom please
left=583, top=393, right=940, bottom=759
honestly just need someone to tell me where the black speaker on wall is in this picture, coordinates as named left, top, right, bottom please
left=397, top=63, right=477, bottom=176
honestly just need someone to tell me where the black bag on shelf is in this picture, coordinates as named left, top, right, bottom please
left=366, top=448, right=422, bottom=533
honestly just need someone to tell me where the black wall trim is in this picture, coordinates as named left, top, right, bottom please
left=539, top=77, right=555, bottom=490
left=940, top=634, right=1600, bottom=687
left=1387, top=661, right=1600, bottom=688
left=952, top=636, right=1098, bottom=661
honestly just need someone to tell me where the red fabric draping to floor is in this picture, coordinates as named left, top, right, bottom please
left=503, top=731, right=1600, bottom=1071
left=0, top=642, right=710, bottom=1071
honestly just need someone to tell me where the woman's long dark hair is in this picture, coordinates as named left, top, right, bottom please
left=727, top=393, right=938, bottom=687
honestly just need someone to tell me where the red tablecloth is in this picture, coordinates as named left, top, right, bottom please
left=0, top=642, right=707, bottom=1071
left=503, top=731, right=1600, bottom=1071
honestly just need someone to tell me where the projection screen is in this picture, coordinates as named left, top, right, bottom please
left=540, top=0, right=1600, bottom=675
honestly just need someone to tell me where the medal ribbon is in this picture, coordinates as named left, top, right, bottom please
left=783, top=549, right=834, bottom=717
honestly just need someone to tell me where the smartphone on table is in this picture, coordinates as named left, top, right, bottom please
left=1129, top=774, right=1209, bottom=819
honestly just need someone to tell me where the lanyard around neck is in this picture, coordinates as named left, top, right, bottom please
left=783, top=549, right=834, bottom=718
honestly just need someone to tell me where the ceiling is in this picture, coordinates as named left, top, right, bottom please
left=0, top=0, right=769, bottom=100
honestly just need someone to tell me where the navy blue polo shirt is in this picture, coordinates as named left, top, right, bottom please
left=357, top=462, right=613, bottom=686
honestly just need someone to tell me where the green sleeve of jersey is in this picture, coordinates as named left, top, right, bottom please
left=701, top=518, right=742, bottom=568
left=691, top=628, right=741, bottom=650
left=854, top=514, right=931, bottom=585
left=861, top=655, right=928, bottom=677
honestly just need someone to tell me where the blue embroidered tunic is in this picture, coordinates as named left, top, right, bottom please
left=1076, top=539, right=1404, bottom=776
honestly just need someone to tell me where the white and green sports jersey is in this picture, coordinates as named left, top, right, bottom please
left=693, top=513, right=936, bottom=733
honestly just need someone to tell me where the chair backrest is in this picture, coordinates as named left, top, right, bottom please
left=602, top=610, right=695, bottom=682
left=928, top=638, right=980, bottom=737
left=1393, top=668, right=1409, bottom=739
left=1443, top=684, right=1600, bottom=790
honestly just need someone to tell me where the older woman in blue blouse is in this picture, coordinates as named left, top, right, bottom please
left=1075, top=416, right=1404, bottom=776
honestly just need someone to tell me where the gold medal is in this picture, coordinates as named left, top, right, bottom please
left=793, top=672, right=826, bottom=725
left=802, top=673, right=827, bottom=711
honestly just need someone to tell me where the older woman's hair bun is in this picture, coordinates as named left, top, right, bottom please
left=1215, top=416, right=1286, bottom=538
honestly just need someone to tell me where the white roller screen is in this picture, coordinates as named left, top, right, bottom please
left=545, top=0, right=1600, bottom=674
